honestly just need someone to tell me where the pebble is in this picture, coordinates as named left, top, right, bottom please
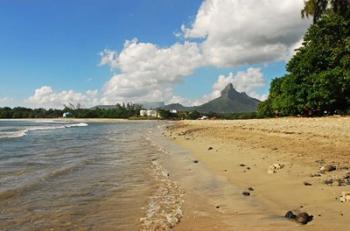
left=242, top=191, right=250, bottom=196
left=193, top=160, right=199, bottom=164
left=208, top=147, right=213, bottom=150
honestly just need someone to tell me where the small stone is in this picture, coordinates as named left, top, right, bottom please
left=296, top=212, right=313, bottom=225
left=304, top=182, right=312, bottom=186
left=324, top=179, right=333, bottom=185
left=242, top=191, right=250, bottom=196
left=285, top=211, right=296, bottom=220
left=216, top=205, right=220, bottom=209
left=240, top=164, right=246, bottom=167
left=208, top=147, right=213, bottom=150
left=193, top=160, right=199, bottom=164
left=320, top=165, right=336, bottom=173
left=246, top=167, right=251, bottom=170
left=248, top=187, right=254, bottom=191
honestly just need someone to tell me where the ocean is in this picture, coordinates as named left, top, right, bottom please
left=0, top=119, right=182, bottom=231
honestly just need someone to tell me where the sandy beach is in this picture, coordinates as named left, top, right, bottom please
left=163, top=117, right=350, bottom=230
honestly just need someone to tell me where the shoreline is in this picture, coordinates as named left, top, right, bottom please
left=163, top=117, right=350, bottom=230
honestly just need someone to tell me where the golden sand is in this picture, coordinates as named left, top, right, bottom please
left=166, top=117, right=350, bottom=230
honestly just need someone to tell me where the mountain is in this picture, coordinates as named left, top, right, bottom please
left=195, top=84, right=260, bottom=113
left=162, top=84, right=260, bottom=113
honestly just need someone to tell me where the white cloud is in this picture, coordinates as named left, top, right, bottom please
left=0, top=97, right=14, bottom=107
left=22, top=0, right=308, bottom=108
left=182, top=0, right=310, bottom=67
left=27, top=86, right=99, bottom=109
left=98, top=0, right=309, bottom=104
left=100, top=39, right=204, bottom=104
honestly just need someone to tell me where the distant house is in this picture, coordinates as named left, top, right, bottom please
left=170, top=109, right=178, bottom=114
left=63, top=112, right=71, bottom=118
left=140, top=109, right=159, bottom=118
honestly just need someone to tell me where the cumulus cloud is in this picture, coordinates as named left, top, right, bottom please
left=100, top=39, right=204, bottom=104
left=27, top=86, right=99, bottom=109
left=0, top=97, right=14, bottom=106
left=98, top=0, right=309, bottom=104
left=182, top=0, right=310, bottom=67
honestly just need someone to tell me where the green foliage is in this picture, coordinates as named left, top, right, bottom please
left=302, top=0, right=350, bottom=23
left=0, top=103, right=142, bottom=119
left=258, top=12, right=350, bottom=116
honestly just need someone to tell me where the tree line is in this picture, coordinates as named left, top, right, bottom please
left=257, top=0, right=350, bottom=117
left=0, top=103, right=142, bottom=119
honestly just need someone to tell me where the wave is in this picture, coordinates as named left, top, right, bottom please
left=0, top=123, right=88, bottom=139
left=140, top=160, right=184, bottom=231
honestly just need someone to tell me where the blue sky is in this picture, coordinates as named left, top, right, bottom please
left=0, top=0, right=309, bottom=108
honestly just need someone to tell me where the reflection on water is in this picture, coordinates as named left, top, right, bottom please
left=0, top=120, right=167, bottom=231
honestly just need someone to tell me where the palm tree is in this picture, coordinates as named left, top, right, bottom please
left=301, top=0, right=350, bottom=23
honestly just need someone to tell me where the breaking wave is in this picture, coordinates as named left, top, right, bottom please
left=0, top=123, right=88, bottom=139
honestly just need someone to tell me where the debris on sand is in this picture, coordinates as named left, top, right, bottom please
left=242, top=191, right=250, bottom=196
left=193, top=160, right=199, bottom=164
left=208, top=147, right=213, bottom=150
left=285, top=211, right=313, bottom=225
left=340, top=192, right=350, bottom=203
left=267, top=163, right=285, bottom=174
left=320, top=165, right=336, bottom=173
left=304, top=182, right=312, bottom=186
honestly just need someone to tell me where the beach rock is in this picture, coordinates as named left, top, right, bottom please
left=296, top=212, right=313, bottom=225
left=324, top=179, right=333, bottom=185
left=320, top=165, right=336, bottom=173
left=304, top=182, right=312, bottom=186
left=193, top=160, right=199, bottom=164
left=268, top=163, right=284, bottom=174
left=340, top=192, right=350, bottom=203
left=208, top=147, right=213, bottom=150
left=285, top=211, right=297, bottom=219
left=240, top=164, right=246, bottom=167
left=248, top=187, right=254, bottom=191
left=285, top=211, right=313, bottom=225
left=242, top=191, right=250, bottom=196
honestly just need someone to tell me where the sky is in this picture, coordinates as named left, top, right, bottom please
left=0, top=0, right=311, bottom=108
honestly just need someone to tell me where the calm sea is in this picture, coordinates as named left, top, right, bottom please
left=0, top=120, right=182, bottom=231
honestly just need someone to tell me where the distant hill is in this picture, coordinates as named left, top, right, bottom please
left=92, top=84, right=260, bottom=114
left=161, top=84, right=260, bottom=113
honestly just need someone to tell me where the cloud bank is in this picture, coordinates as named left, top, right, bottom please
left=26, top=0, right=310, bottom=108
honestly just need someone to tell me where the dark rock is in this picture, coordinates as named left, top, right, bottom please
left=296, top=212, right=313, bottom=225
left=193, top=160, right=199, bottom=164
left=242, top=191, right=250, bottom=196
left=246, top=167, right=251, bottom=170
left=240, top=164, right=246, bottom=167
left=216, top=205, right=220, bottom=209
left=324, top=179, right=333, bottom=185
left=320, top=165, right=336, bottom=173
left=248, top=187, right=254, bottom=191
left=208, top=147, right=213, bottom=150
left=285, top=211, right=313, bottom=225
left=285, top=211, right=296, bottom=220
left=304, top=182, right=312, bottom=186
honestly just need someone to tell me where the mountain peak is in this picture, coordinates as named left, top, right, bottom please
left=221, top=83, right=239, bottom=98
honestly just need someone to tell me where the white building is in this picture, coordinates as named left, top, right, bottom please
left=140, top=109, right=159, bottom=118
left=63, top=112, right=71, bottom=118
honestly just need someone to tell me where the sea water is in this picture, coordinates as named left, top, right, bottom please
left=0, top=120, right=182, bottom=231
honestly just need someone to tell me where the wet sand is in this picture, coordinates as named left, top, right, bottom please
left=164, top=117, right=350, bottom=230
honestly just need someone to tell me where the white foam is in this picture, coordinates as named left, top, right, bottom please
left=0, top=123, right=88, bottom=139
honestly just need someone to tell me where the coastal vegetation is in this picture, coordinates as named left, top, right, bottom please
left=0, top=103, right=142, bottom=119
left=258, top=0, right=350, bottom=117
